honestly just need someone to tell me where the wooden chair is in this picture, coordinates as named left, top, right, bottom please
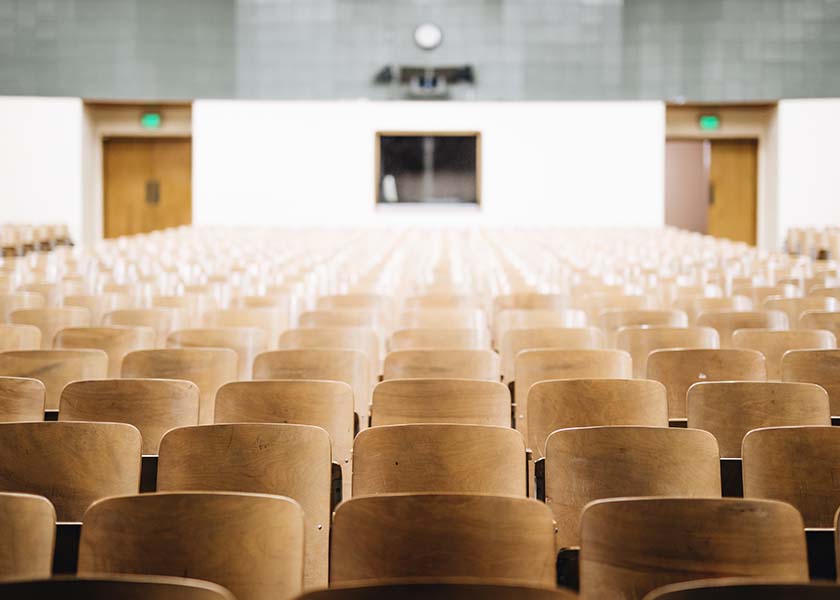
left=0, top=422, right=140, bottom=521
left=297, top=582, right=577, bottom=600
left=546, top=426, right=721, bottom=548
left=674, top=296, right=753, bottom=324
left=60, top=379, right=200, bottom=454
left=580, top=497, right=808, bottom=600
left=330, top=493, right=556, bottom=587
left=318, top=293, right=393, bottom=313
left=500, top=327, right=605, bottom=382
left=353, top=424, right=526, bottom=497
left=0, top=492, right=55, bottom=579
left=743, top=426, right=840, bottom=527
left=54, top=326, right=156, bottom=377
left=64, top=293, right=133, bottom=324
left=398, top=309, right=488, bottom=331
left=383, top=349, right=500, bottom=381
left=0, top=376, right=45, bottom=421
left=0, top=323, right=41, bottom=350
left=687, top=382, right=830, bottom=458
left=598, top=309, right=688, bottom=346
left=578, top=293, right=660, bottom=322
left=765, top=296, right=839, bottom=327
left=299, top=310, right=387, bottom=341
left=645, top=579, right=840, bottom=599
left=203, top=308, right=287, bottom=350
left=403, top=293, right=480, bottom=310
left=494, top=293, right=570, bottom=314
left=389, top=328, right=490, bottom=351
left=78, top=492, right=305, bottom=600
left=646, top=349, right=767, bottom=420
left=617, top=326, right=720, bottom=379
left=514, top=349, right=632, bottom=445
left=18, top=282, right=62, bottom=307
left=696, top=311, right=789, bottom=348
left=0, top=349, right=108, bottom=410
left=103, top=308, right=182, bottom=347
left=168, top=327, right=267, bottom=380
left=153, top=295, right=213, bottom=328
left=0, top=575, right=237, bottom=600
left=10, top=307, right=90, bottom=348
left=278, top=327, right=380, bottom=380
left=122, top=349, right=237, bottom=424
left=782, top=349, right=840, bottom=416
left=527, top=378, right=668, bottom=458
left=158, top=423, right=331, bottom=588
left=371, top=378, right=510, bottom=427
left=800, top=311, right=840, bottom=340
left=732, top=329, right=837, bottom=379
left=495, top=309, right=587, bottom=349
left=733, top=284, right=799, bottom=305
left=253, top=349, right=369, bottom=424
left=0, top=292, right=45, bottom=321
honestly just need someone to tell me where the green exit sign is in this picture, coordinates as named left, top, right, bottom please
left=698, top=114, right=721, bottom=131
left=140, top=112, right=162, bottom=129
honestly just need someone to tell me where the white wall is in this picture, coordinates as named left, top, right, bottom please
left=193, top=100, right=665, bottom=227
left=777, top=99, right=840, bottom=243
left=0, top=97, right=84, bottom=241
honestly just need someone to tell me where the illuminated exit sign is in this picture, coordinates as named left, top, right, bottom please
left=140, top=111, right=162, bottom=129
left=698, top=114, right=721, bottom=131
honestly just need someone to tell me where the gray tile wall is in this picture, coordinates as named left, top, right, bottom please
left=1, top=0, right=839, bottom=101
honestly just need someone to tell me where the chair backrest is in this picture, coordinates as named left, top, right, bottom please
left=696, top=311, right=789, bottom=348
left=103, top=308, right=182, bottom=347
left=78, top=492, right=305, bottom=600
left=495, top=309, right=587, bottom=348
left=0, top=421, right=140, bottom=520
left=732, top=329, right=837, bottom=379
left=578, top=293, right=659, bottom=322
left=494, top=293, right=570, bottom=314
left=389, top=328, right=490, bottom=351
left=370, top=378, right=510, bottom=427
left=527, top=378, right=668, bottom=458
left=299, top=310, right=387, bottom=339
left=0, top=292, right=45, bottom=321
left=60, top=379, right=200, bottom=454
left=646, top=348, right=767, bottom=419
left=0, top=492, right=55, bottom=579
left=500, top=327, right=605, bottom=382
left=54, top=326, right=156, bottom=377
left=644, top=579, right=840, bottom=600
left=765, top=296, right=839, bottom=327
left=0, top=349, right=108, bottom=410
left=0, top=323, right=41, bottom=350
left=782, top=349, right=840, bottom=416
left=168, top=327, right=267, bottom=380
left=398, top=309, right=487, bottom=331
left=0, top=575, right=237, bottom=600
left=617, top=326, right=720, bottom=378
left=317, top=294, right=393, bottom=316
left=404, top=294, right=480, bottom=310
left=598, top=310, right=688, bottom=346
left=297, top=582, right=577, bottom=600
left=203, top=308, right=287, bottom=350
left=514, top=349, right=632, bottom=446
left=580, top=497, right=808, bottom=600
left=330, top=493, right=556, bottom=587
left=673, top=296, right=753, bottom=324
left=278, top=327, right=379, bottom=380
left=546, top=426, right=721, bottom=548
left=0, top=376, right=45, bottom=422
left=743, top=426, right=840, bottom=527
left=687, top=382, right=830, bottom=458
left=122, top=348, right=237, bottom=424
left=252, top=349, right=369, bottom=421
left=64, top=293, right=133, bottom=324
left=10, top=307, right=91, bottom=348
left=800, top=310, right=840, bottom=340
left=158, top=423, right=331, bottom=588
left=733, top=284, right=799, bottom=305
left=353, top=424, right=526, bottom=497
left=383, top=349, right=500, bottom=381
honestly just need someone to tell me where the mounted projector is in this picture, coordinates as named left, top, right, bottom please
left=374, top=65, right=475, bottom=100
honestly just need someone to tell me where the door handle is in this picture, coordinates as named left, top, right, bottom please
left=145, top=180, right=160, bottom=205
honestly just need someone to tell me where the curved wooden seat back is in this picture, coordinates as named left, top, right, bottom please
left=580, top=497, right=808, bottom=600
left=390, top=328, right=491, bottom=351
left=168, top=327, right=267, bottom=380
left=0, top=376, right=45, bottom=421
left=252, top=349, right=369, bottom=422
left=646, top=349, right=767, bottom=419
left=10, top=307, right=91, bottom=348
left=493, top=293, right=570, bottom=318
left=733, top=284, right=799, bottom=305
left=330, top=493, right=556, bottom=587
left=299, top=310, right=387, bottom=342
left=501, top=327, right=605, bottom=382
left=158, top=423, right=331, bottom=588
left=765, top=296, right=839, bottom=328
left=297, top=581, right=577, bottom=600
left=60, top=379, right=200, bottom=454
left=0, top=575, right=237, bottom=600
left=278, top=327, right=379, bottom=380
left=644, top=579, right=840, bottom=600
left=403, top=293, right=481, bottom=310
left=782, top=349, right=840, bottom=415
left=527, top=378, right=668, bottom=458
left=688, top=382, right=830, bottom=458
left=577, top=293, right=660, bottom=323
left=0, top=292, right=45, bottom=321
left=203, top=308, right=287, bottom=350
left=383, top=349, right=500, bottom=382
left=63, top=293, right=133, bottom=324
left=0, top=323, right=41, bottom=350
left=514, top=349, right=632, bottom=447
left=122, top=348, right=237, bottom=424
left=317, top=294, right=393, bottom=316
left=800, top=310, right=840, bottom=340
left=54, top=326, right=156, bottom=377
left=398, top=309, right=488, bottom=331
left=0, top=492, right=55, bottom=579
left=103, top=308, right=182, bottom=347
left=78, top=492, right=305, bottom=600
left=353, top=424, right=526, bottom=497
left=616, top=326, right=720, bottom=379
left=732, top=329, right=837, bottom=379
left=495, top=309, right=587, bottom=349
left=743, top=426, right=840, bottom=527
left=695, top=311, right=789, bottom=348
left=673, top=296, right=753, bottom=324
left=0, top=349, right=108, bottom=409
left=370, top=379, right=510, bottom=427
left=546, top=426, right=721, bottom=548
left=598, top=309, right=688, bottom=346
left=0, top=421, right=141, bottom=520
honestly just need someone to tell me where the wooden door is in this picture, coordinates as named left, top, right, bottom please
left=104, top=138, right=191, bottom=238
left=708, top=139, right=757, bottom=245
